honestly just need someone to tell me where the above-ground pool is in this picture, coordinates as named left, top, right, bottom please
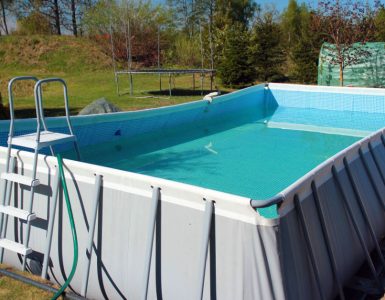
left=63, top=83, right=384, bottom=217
left=2, top=82, right=385, bottom=299
left=69, top=104, right=362, bottom=217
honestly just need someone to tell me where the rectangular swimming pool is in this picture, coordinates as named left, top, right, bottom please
left=2, top=82, right=385, bottom=300
left=70, top=111, right=359, bottom=217
left=61, top=83, right=385, bottom=217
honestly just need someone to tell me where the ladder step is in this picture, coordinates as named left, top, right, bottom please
left=10, top=130, right=76, bottom=150
left=1, top=173, right=40, bottom=187
left=0, top=205, right=36, bottom=221
left=0, top=239, right=32, bottom=256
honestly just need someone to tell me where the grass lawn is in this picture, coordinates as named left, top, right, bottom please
left=0, top=264, right=60, bottom=299
left=0, top=69, right=232, bottom=119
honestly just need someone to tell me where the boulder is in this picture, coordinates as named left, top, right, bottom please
left=78, top=98, right=122, bottom=115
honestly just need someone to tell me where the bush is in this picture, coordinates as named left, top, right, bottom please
left=217, top=24, right=256, bottom=87
left=15, top=12, right=53, bottom=35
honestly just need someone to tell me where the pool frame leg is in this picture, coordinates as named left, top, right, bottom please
left=311, top=181, right=345, bottom=300
left=294, top=194, right=326, bottom=300
left=343, top=157, right=385, bottom=270
left=358, top=148, right=385, bottom=210
left=332, top=165, right=383, bottom=293
left=80, top=174, right=102, bottom=297
left=197, top=199, right=214, bottom=300
left=141, top=186, right=160, bottom=300
left=41, top=168, right=61, bottom=279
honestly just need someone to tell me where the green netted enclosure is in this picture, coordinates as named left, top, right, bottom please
left=318, top=42, right=385, bottom=87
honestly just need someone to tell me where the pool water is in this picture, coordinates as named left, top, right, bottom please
left=70, top=111, right=360, bottom=217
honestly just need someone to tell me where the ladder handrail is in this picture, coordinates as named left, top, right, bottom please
left=34, top=78, right=76, bottom=138
left=7, top=77, right=39, bottom=163
left=8, top=76, right=40, bottom=134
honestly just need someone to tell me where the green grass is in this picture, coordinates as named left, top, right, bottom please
left=0, top=265, right=59, bottom=300
left=0, top=35, right=231, bottom=119
left=1, top=70, right=227, bottom=119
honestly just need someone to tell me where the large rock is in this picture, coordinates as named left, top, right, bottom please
left=78, top=98, right=122, bottom=115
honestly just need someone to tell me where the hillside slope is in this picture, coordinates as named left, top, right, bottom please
left=0, top=35, right=111, bottom=73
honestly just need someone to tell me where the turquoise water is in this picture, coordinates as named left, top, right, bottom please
left=71, top=111, right=360, bottom=217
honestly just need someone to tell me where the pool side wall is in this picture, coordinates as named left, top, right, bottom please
left=0, top=84, right=267, bottom=152
left=0, top=148, right=284, bottom=300
left=268, top=84, right=385, bottom=299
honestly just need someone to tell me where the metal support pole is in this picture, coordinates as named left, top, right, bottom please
left=332, top=165, right=383, bottom=292
left=201, top=74, right=204, bottom=96
left=311, top=182, right=345, bottom=300
left=197, top=199, right=214, bottom=300
left=0, top=157, right=16, bottom=263
left=141, top=187, right=160, bottom=300
left=368, top=142, right=385, bottom=185
left=41, top=168, right=61, bottom=279
left=343, top=157, right=385, bottom=270
left=80, top=175, right=102, bottom=297
left=358, top=148, right=385, bottom=210
left=116, top=73, right=120, bottom=96
left=22, top=146, right=40, bottom=271
left=294, top=194, right=325, bottom=300
left=157, top=24, right=161, bottom=94
left=129, top=73, right=133, bottom=96
left=193, top=74, right=195, bottom=90
left=168, top=73, right=172, bottom=97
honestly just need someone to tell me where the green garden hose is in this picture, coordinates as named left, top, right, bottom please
left=52, top=154, right=79, bottom=300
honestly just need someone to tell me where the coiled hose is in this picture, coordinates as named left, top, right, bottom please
left=52, top=154, right=79, bottom=300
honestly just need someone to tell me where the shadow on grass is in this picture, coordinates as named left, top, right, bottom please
left=147, top=88, right=229, bottom=97
left=0, top=108, right=79, bottom=120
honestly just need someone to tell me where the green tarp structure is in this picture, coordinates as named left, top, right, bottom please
left=318, top=42, right=385, bottom=87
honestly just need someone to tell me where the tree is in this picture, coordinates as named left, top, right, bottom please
left=16, top=10, right=53, bottom=34
left=374, top=6, right=385, bottom=41
left=0, top=0, right=11, bottom=35
left=287, top=5, right=323, bottom=83
left=217, top=23, right=255, bottom=87
left=251, top=9, right=285, bottom=82
left=84, top=0, right=171, bottom=67
left=61, top=0, right=96, bottom=36
left=312, top=0, right=378, bottom=86
left=14, top=0, right=63, bottom=35
left=281, top=0, right=301, bottom=51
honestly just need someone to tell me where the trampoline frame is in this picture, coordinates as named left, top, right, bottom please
left=114, top=69, right=216, bottom=97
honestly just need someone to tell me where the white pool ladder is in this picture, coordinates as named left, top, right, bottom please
left=0, top=77, right=80, bottom=271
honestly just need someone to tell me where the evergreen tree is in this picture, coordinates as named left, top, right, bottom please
left=290, top=7, right=322, bottom=83
left=217, top=23, right=255, bottom=87
left=251, top=10, right=285, bottom=82
left=281, top=0, right=301, bottom=51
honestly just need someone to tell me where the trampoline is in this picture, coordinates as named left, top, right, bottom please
left=115, top=69, right=216, bottom=97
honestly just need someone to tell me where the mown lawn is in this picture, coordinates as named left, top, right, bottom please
left=0, top=69, right=231, bottom=119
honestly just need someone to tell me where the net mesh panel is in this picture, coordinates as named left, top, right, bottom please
left=318, top=42, right=385, bottom=87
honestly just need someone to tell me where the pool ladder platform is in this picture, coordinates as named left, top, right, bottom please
left=0, top=76, right=80, bottom=273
